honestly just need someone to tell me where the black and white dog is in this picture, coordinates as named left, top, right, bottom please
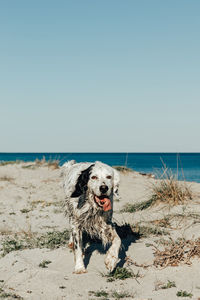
left=62, top=160, right=121, bottom=274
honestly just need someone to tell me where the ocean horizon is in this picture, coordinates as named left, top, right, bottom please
left=0, top=152, right=200, bottom=183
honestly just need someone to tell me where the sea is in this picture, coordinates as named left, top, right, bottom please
left=0, top=153, right=200, bottom=183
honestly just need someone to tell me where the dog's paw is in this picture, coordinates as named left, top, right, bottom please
left=73, top=268, right=87, bottom=274
left=104, top=252, right=119, bottom=272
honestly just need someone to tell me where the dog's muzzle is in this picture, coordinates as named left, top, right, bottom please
left=94, top=195, right=112, bottom=211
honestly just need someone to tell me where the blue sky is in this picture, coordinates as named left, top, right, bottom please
left=0, top=0, right=199, bottom=152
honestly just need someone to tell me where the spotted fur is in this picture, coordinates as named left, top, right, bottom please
left=62, top=160, right=121, bottom=274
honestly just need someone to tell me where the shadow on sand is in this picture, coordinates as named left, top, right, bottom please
left=83, top=223, right=141, bottom=269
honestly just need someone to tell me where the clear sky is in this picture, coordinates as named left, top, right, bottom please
left=0, top=0, right=199, bottom=152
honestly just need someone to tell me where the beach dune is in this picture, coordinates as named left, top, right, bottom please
left=0, top=161, right=200, bottom=300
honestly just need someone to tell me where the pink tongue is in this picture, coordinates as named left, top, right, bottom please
left=95, top=197, right=112, bottom=211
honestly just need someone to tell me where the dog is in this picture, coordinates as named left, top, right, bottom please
left=62, top=160, right=121, bottom=274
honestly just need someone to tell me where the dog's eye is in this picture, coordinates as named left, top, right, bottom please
left=91, top=176, right=98, bottom=180
left=106, top=175, right=112, bottom=179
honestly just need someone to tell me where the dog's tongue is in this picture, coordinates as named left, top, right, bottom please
left=95, top=196, right=112, bottom=211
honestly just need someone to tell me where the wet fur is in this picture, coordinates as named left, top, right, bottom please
left=62, top=160, right=121, bottom=273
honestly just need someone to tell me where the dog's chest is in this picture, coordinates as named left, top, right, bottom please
left=76, top=204, right=112, bottom=235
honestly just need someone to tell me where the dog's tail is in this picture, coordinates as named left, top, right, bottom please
left=113, top=168, right=120, bottom=201
left=61, top=160, right=76, bottom=177
left=62, top=160, right=76, bottom=169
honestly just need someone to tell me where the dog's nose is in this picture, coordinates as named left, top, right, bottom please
left=99, top=185, right=109, bottom=194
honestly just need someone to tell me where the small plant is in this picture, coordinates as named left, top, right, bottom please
left=133, top=223, right=168, bottom=237
left=113, top=166, right=133, bottom=173
left=0, top=161, right=21, bottom=166
left=36, top=230, right=70, bottom=249
left=89, top=290, right=132, bottom=299
left=161, top=280, right=176, bottom=289
left=121, top=198, right=155, bottom=213
left=20, top=208, right=31, bottom=214
left=21, top=164, right=37, bottom=169
left=176, top=290, right=193, bottom=298
left=150, top=218, right=171, bottom=228
left=1, top=239, right=25, bottom=256
left=88, top=290, right=109, bottom=298
left=111, top=291, right=132, bottom=298
left=0, top=287, right=23, bottom=299
left=39, top=260, right=52, bottom=268
left=1, top=229, right=70, bottom=256
left=155, top=280, right=176, bottom=291
left=103, top=267, right=135, bottom=282
left=162, top=280, right=176, bottom=289
left=0, top=176, right=14, bottom=182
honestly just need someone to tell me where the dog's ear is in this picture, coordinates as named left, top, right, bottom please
left=71, top=164, right=94, bottom=197
left=113, top=168, right=120, bottom=200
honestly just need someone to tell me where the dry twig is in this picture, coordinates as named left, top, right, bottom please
left=153, top=238, right=200, bottom=268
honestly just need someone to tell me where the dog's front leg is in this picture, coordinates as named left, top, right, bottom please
left=104, top=227, right=121, bottom=272
left=72, top=227, right=86, bottom=274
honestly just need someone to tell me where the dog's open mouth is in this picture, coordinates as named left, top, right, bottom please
left=94, top=195, right=112, bottom=211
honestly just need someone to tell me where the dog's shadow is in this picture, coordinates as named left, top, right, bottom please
left=83, top=223, right=141, bottom=269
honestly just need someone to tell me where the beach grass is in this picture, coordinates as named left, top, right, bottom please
left=0, top=287, right=23, bottom=299
left=121, top=198, right=155, bottom=213
left=122, top=168, right=193, bottom=214
left=1, top=229, right=70, bottom=256
left=102, top=267, right=140, bottom=282
left=176, top=290, right=193, bottom=298
left=35, top=157, right=60, bottom=169
left=39, top=260, right=52, bottom=268
left=150, top=175, right=192, bottom=206
left=0, top=175, right=14, bottom=182
left=133, top=223, right=169, bottom=237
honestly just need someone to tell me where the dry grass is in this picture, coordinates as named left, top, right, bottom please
left=153, top=237, right=200, bottom=268
left=121, top=169, right=192, bottom=214
left=0, top=176, right=14, bottom=182
left=0, top=287, right=23, bottom=299
left=150, top=176, right=192, bottom=206
left=35, top=157, right=60, bottom=169
left=152, top=212, right=200, bottom=229
left=1, top=229, right=70, bottom=256
left=0, top=161, right=21, bottom=166
left=125, top=256, right=152, bottom=269
left=46, top=159, right=60, bottom=169
left=121, top=198, right=154, bottom=213
left=150, top=218, right=172, bottom=228
left=30, top=199, right=62, bottom=209
left=132, top=223, right=169, bottom=238
left=149, top=163, right=193, bottom=206
left=146, top=161, right=192, bottom=207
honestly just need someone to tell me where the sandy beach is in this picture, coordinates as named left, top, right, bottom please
left=0, top=161, right=200, bottom=300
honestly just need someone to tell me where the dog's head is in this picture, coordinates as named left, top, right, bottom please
left=71, top=162, right=119, bottom=210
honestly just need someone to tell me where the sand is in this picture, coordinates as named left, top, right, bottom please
left=0, top=162, right=200, bottom=300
